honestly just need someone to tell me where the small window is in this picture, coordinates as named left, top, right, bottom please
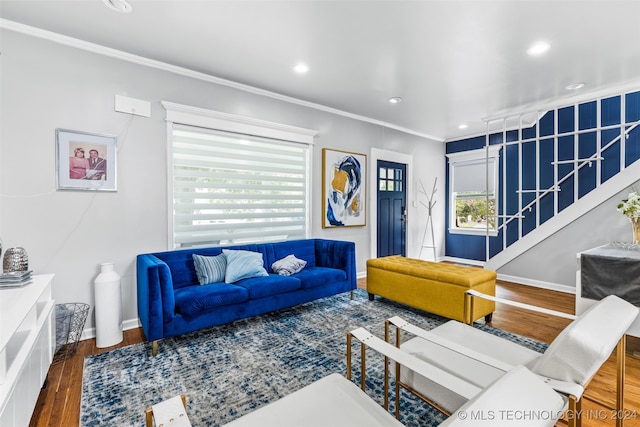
left=447, top=146, right=500, bottom=236
left=378, top=167, right=403, bottom=192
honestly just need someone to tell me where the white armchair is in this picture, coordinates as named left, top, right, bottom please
left=386, top=293, right=638, bottom=427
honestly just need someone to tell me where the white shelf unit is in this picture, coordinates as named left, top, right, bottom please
left=0, top=274, right=55, bottom=426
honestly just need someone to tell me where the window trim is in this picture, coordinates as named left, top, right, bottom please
left=162, top=101, right=317, bottom=249
left=446, top=145, right=501, bottom=237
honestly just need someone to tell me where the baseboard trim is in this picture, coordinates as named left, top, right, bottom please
left=496, top=273, right=575, bottom=294
left=440, top=256, right=485, bottom=267
left=438, top=256, right=575, bottom=294
left=80, top=318, right=141, bottom=341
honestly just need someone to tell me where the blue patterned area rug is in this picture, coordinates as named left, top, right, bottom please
left=80, top=289, right=547, bottom=426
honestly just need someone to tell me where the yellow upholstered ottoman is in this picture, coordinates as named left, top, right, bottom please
left=366, top=256, right=496, bottom=323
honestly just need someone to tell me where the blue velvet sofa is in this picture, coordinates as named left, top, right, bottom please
left=137, top=239, right=356, bottom=354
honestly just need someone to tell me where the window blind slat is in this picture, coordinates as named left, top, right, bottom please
left=174, top=228, right=306, bottom=245
left=171, top=125, right=309, bottom=248
left=174, top=169, right=304, bottom=183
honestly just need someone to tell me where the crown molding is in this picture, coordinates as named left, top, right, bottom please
left=162, top=101, right=318, bottom=144
left=0, top=19, right=444, bottom=142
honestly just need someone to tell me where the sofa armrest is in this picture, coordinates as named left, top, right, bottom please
left=136, top=254, right=175, bottom=341
left=314, top=239, right=357, bottom=290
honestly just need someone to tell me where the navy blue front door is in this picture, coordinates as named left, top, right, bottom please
left=377, top=160, right=406, bottom=257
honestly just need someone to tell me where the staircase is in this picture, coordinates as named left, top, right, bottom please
left=487, top=158, right=640, bottom=270
left=482, top=89, right=640, bottom=269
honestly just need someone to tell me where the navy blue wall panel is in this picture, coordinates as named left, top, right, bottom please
left=557, top=135, right=574, bottom=212
left=522, top=121, right=537, bottom=140
left=602, top=128, right=621, bottom=183
left=627, top=92, right=640, bottom=122
left=445, top=90, right=640, bottom=261
left=578, top=132, right=597, bottom=198
left=602, top=96, right=621, bottom=126
left=558, top=106, right=574, bottom=134
left=626, top=126, right=640, bottom=167
left=539, top=111, right=554, bottom=137
left=579, top=101, right=597, bottom=130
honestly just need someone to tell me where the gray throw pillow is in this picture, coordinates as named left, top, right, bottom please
left=193, top=253, right=227, bottom=285
left=272, top=254, right=307, bottom=276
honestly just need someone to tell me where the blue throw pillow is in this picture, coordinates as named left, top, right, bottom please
left=192, top=253, right=227, bottom=285
left=222, top=249, right=269, bottom=284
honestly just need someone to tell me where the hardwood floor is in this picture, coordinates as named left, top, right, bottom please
left=30, top=278, right=640, bottom=426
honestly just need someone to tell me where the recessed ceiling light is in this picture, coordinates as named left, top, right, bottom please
left=293, top=63, right=309, bottom=74
left=388, top=97, right=403, bottom=104
left=102, top=0, right=133, bottom=13
left=458, top=124, right=468, bottom=129
left=527, top=41, right=551, bottom=56
left=565, top=82, right=586, bottom=90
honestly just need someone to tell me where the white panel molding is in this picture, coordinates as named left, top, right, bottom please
left=486, top=158, right=640, bottom=271
left=482, top=81, right=640, bottom=124
left=0, top=19, right=443, bottom=142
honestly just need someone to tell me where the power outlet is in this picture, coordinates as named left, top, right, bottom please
left=115, top=95, right=151, bottom=117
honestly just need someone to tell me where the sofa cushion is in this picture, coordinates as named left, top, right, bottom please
left=294, top=266, right=347, bottom=289
left=192, top=253, right=227, bottom=285
left=223, top=249, right=269, bottom=283
left=174, top=283, right=249, bottom=318
left=237, top=274, right=302, bottom=299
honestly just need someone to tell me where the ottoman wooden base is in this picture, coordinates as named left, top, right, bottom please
left=366, top=256, right=496, bottom=323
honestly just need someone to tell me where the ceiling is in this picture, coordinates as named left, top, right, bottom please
left=2, top=0, right=640, bottom=141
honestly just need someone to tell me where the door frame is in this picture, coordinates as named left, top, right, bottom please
left=369, top=148, right=414, bottom=259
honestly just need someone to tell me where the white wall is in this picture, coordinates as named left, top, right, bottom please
left=498, top=186, right=637, bottom=290
left=0, top=30, right=445, bottom=333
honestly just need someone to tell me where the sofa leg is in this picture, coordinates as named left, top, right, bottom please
left=152, top=340, right=158, bottom=357
left=350, top=290, right=354, bottom=300
left=484, top=313, right=493, bottom=323
left=368, top=293, right=374, bottom=301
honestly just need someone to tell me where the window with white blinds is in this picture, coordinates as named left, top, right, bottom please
left=171, top=124, right=310, bottom=248
left=446, top=146, right=500, bottom=236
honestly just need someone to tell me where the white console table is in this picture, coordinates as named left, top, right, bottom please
left=0, top=274, right=55, bottom=426
left=576, top=246, right=640, bottom=338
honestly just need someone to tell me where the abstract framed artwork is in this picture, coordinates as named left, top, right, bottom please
left=56, top=128, right=117, bottom=191
left=322, top=148, right=366, bottom=227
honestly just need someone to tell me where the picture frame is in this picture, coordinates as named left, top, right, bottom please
left=322, top=148, right=367, bottom=228
left=56, top=128, right=117, bottom=191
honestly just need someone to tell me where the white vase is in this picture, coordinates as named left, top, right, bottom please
left=94, top=262, right=123, bottom=348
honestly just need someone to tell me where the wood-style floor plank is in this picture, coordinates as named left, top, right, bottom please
left=30, top=278, right=640, bottom=426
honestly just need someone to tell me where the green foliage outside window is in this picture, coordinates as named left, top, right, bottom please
left=455, top=193, right=496, bottom=229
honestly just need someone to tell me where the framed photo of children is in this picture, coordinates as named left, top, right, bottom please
left=56, top=129, right=117, bottom=191
left=322, top=148, right=366, bottom=228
